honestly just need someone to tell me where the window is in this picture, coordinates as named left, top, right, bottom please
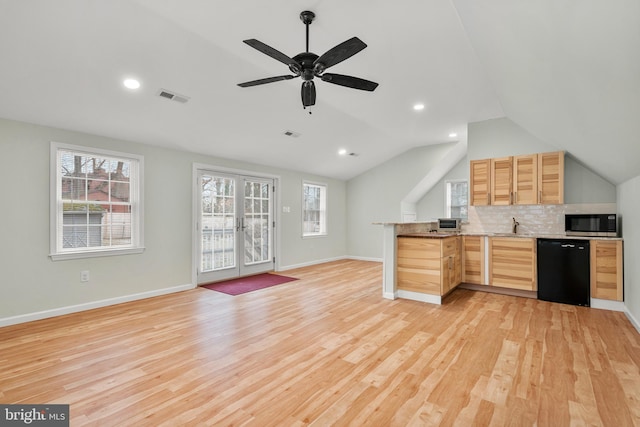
left=50, top=142, right=144, bottom=260
left=303, top=182, right=327, bottom=237
left=445, top=180, right=468, bottom=221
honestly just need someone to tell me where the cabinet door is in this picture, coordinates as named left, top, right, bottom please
left=538, top=151, right=564, bottom=204
left=453, top=237, right=462, bottom=286
left=462, top=235, right=485, bottom=284
left=590, top=240, right=623, bottom=301
left=396, top=237, right=442, bottom=294
left=491, top=157, right=513, bottom=205
left=470, top=159, right=491, bottom=206
left=441, top=256, right=452, bottom=294
left=488, top=237, right=536, bottom=291
left=513, top=154, right=538, bottom=205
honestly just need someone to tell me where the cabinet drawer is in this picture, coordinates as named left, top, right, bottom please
left=442, top=237, right=458, bottom=257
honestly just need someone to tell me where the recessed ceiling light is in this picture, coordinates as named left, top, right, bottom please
left=413, top=103, right=425, bottom=111
left=449, top=133, right=458, bottom=138
left=338, top=149, right=348, bottom=155
left=123, top=78, right=140, bottom=89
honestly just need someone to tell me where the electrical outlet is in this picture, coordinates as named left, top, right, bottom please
left=80, top=270, right=90, bottom=282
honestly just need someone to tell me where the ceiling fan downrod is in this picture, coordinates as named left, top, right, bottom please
left=300, top=11, right=315, bottom=53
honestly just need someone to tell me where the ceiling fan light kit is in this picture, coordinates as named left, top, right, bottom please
left=238, top=10, right=379, bottom=109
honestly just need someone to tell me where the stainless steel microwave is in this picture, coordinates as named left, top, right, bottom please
left=565, top=214, right=618, bottom=237
left=437, top=218, right=461, bottom=232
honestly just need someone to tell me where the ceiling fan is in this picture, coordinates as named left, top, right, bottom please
left=237, top=10, right=379, bottom=109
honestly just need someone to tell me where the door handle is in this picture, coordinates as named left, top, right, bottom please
left=241, top=217, right=246, bottom=231
left=236, top=217, right=241, bottom=232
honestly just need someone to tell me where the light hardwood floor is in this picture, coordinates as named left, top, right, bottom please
left=1, top=260, right=639, bottom=426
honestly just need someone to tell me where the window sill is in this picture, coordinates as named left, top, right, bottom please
left=302, top=234, right=327, bottom=239
left=49, top=247, right=145, bottom=261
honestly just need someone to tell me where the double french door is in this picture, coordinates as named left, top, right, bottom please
left=197, top=171, right=274, bottom=284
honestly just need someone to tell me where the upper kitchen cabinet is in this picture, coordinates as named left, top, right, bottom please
left=538, top=151, right=565, bottom=204
left=513, top=154, right=538, bottom=205
left=490, top=157, right=513, bottom=205
left=470, top=151, right=564, bottom=206
left=470, top=159, right=491, bottom=206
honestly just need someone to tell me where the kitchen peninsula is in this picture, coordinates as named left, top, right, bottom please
left=376, top=220, right=624, bottom=311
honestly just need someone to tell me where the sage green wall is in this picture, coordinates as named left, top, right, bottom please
left=415, top=157, right=468, bottom=221
left=346, top=143, right=457, bottom=260
left=346, top=117, right=617, bottom=261
left=469, top=118, right=616, bottom=204
left=0, top=118, right=346, bottom=320
left=617, top=175, right=640, bottom=328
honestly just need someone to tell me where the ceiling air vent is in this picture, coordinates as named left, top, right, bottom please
left=283, top=130, right=301, bottom=138
left=157, top=89, right=190, bottom=104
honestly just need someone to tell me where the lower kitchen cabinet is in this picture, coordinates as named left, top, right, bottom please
left=590, top=240, right=623, bottom=301
left=462, top=235, right=485, bottom=284
left=488, top=237, right=537, bottom=291
left=397, top=236, right=461, bottom=296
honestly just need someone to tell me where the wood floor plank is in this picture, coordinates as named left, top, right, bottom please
left=1, top=259, right=639, bottom=426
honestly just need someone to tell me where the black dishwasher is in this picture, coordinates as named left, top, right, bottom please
left=537, top=239, right=590, bottom=306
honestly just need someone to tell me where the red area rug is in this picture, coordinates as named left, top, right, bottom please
left=201, top=273, right=298, bottom=296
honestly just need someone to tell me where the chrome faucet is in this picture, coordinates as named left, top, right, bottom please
left=512, top=217, right=520, bottom=234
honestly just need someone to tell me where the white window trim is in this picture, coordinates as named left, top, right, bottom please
left=444, top=179, right=468, bottom=221
left=49, top=142, right=145, bottom=261
left=302, top=181, right=328, bottom=238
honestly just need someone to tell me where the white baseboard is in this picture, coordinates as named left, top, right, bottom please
left=383, top=292, right=396, bottom=300
left=278, top=256, right=382, bottom=272
left=0, top=283, right=194, bottom=328
left=590, top=298, right=626, bottom=312
left=625, top=307, right=640, bottom=334
left=277, top=256, right=348, bottom=272
left=346, top=255, right=383, bottom=263
left=397, top=289, right=442, bottom=305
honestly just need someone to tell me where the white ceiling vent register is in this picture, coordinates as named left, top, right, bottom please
left=156, top=89, right=190, bottom=103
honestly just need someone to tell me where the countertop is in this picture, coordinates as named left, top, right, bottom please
left=397, top=232, right=622, bottom=241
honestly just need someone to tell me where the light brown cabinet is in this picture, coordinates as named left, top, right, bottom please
left=490, top=157, right=513, bottom=205
left=513, top=154, right=538, bottom=205
left=470, top=151, right=564, bottom=206
left=538, top=151, right=565, bottom=204
left=488, top=237, right=536, bottom=291
left=470, top=159, right=491, bottom=206
left=590, top=240, right=623, bottom=301
left=462, top=235, right=485, bottom=284
left=397, top=236, right=461, bottom=296
left=442, top=236, right=462, bottom=294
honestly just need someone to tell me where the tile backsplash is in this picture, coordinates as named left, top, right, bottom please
left=463, top=203, right=617, bottom=236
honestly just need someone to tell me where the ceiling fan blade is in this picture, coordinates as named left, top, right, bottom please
left=314, top=37, right=367, bottom=70
left=320, top=73, right=379, bottom=91
left=238, top=75, right=296, bottom=88
left=301, top=81, right=316, bottom=107
left=243, top=39, right=299, bottom=68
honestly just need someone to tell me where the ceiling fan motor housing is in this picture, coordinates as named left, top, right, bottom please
left=293, top=52, right=320, bottom=81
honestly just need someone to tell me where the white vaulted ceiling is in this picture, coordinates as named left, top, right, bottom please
left=0, top=0, right=637, bottom=182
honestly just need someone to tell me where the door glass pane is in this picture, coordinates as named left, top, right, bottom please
left=201, top=175, right=236, bottom=272
left=243, top=180, right=271, bottom=266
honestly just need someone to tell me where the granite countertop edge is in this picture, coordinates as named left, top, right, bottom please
left=397, top=232, right=623, bottom=241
